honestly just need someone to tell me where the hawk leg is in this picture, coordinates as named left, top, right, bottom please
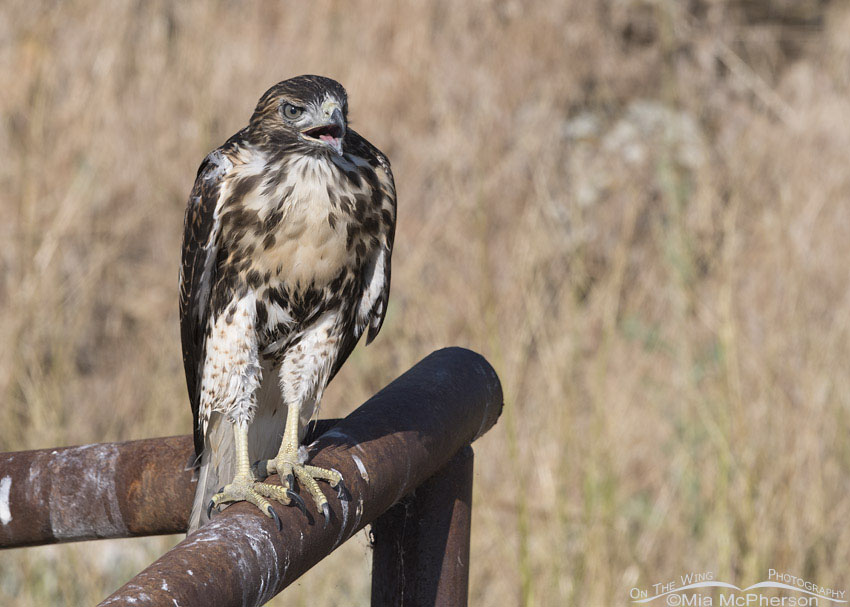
left=207, top=421, right=305, bottom=529
left=257, top=399, right=343, bottom=526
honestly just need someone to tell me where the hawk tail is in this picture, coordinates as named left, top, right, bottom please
left=187, top=413, right=235, bottom=534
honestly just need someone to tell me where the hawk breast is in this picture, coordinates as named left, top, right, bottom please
left=228, top=154, right=358, bottom=292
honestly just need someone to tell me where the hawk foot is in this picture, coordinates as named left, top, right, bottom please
left=256, top=456, right=343, bottom=527
left=207, top=474, right=304, bottom=530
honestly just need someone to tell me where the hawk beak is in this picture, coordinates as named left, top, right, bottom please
left=301, top=105, right=345, bottom=156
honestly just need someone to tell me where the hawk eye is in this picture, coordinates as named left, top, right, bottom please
left=282, top=103, right=304, bottom=120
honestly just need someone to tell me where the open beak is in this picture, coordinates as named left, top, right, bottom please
left=301, top=106, right=345, bottom=156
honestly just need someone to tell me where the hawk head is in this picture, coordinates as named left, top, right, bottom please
left=250, top=75, right=349, bottom=156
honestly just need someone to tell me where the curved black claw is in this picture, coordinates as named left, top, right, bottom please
left=321, top=503, right=331, bottom=528
left=252, top=460, right=268, bottom=479
left=207, top=488, right=225, bottom=519
left=285, top=473, right=295, bottom=490
left=336, top=480, right=351, bottom=502
left=268, top=506, right=282, bottom=531
left=287, top=489, right=307, bottom=515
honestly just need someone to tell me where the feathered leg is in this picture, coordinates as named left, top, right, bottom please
left=256, top=314, right=344, bottom=524
left=197, top=295, right=304, bottom=528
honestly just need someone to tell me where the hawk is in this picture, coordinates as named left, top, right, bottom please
left=179, top=75, right=396, bottom=532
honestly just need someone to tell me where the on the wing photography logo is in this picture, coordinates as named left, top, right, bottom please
left=629, top=570, right=846, bottom=606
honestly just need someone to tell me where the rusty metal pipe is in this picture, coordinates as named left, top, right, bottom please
left=0, top=435, right=195, bottom=547
left=94, top=347, right=501, bottom=606
left=371, top=445, right=474, bottom=607
left=0, top=422, right=337, bottom=548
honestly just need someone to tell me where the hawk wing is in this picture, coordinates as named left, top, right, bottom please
left=179, top=144, right=235, bottom=458
left=348, top=129, right=397, bottom=346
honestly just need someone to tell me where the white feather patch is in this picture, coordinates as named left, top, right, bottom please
left=357, top=247, right=387, bottom=334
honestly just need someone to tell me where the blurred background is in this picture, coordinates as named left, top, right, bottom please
left=2, top=0, right=849, bottom=604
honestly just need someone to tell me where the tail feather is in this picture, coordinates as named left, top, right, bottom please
left=188, top=413, right=234, bottom=534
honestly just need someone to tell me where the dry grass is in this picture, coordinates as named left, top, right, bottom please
left=2, top=0, right=850, bottom=604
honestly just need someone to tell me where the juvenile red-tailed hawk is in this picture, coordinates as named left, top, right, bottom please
left=179, top=75, right=396, bottom=532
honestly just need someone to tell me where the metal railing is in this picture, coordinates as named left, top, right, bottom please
left=0, top=347, right=503, bottom=606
